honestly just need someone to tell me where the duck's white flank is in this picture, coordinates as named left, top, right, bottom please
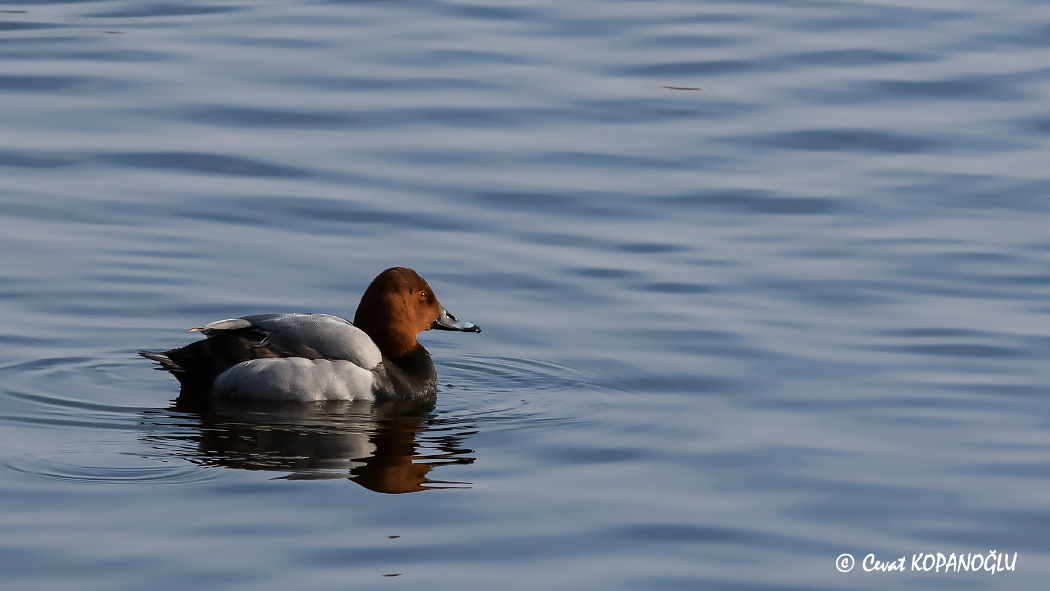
left=213, top=358, right=376, bottom=402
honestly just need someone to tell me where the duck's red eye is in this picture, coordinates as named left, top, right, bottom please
left=419, top=291, right=427, bottom=299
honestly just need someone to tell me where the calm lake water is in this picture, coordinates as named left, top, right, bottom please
left=2, top=0, right=1049, bottom=588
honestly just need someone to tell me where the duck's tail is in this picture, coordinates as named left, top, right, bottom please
left=138, top=351, right=185, bottom=373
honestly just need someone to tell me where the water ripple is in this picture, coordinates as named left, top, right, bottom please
left=2, top=452, right=221, bottom=485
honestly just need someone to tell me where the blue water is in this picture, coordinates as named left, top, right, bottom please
left=1, top=0, right=1049, bottom=588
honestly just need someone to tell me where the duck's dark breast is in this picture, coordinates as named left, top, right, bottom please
left=374, top=344, right=438, bottom=402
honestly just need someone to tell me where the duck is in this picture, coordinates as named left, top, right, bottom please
left=141, top=267, right=480, bottom=403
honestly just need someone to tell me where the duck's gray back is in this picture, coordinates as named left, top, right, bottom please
left=193, top=313, right=383, bottom=369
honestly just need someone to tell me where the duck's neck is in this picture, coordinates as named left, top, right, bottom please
left=390, top=343, right=432, bottom=373
left=353, top=294, right=419, bottom=360
left=362, top=326, right=418, bottom=360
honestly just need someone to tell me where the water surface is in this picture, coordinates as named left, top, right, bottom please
left=1, top=0, right=1049, bottom=589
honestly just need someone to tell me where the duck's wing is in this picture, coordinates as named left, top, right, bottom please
left=191, top=313, right=382, bottom=369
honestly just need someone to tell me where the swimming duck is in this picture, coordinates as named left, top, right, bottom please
left=141, top=267, right=480, bottom=402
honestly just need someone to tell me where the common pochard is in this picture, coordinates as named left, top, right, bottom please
left=141, top=267, right=480, bottom=402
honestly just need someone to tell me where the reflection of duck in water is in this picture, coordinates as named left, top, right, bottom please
left=148, top=399, right=476, bottom=494
left=141, top=267, right=480, bottom=403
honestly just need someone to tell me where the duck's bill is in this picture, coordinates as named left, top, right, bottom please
left=433, top=305, right=481, bottom=332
